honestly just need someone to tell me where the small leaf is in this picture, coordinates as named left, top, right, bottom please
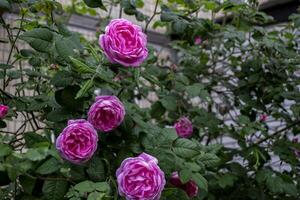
left=69, top=57, right=96, bottom=74
left=74, top=181, right=95, bottom=194
left=172, top=139, right=199, bottom=158
left=83, top=0, right=106, bottom=11
left=42, top=180, right=68, bottom=200
left=191, top=173, right=208, bottom=191
left=19, top=175, right=36, bottom=195
left=75, top=79, right=94, bottom=99
left=36, top=157, right=61, bottom=175
left=218, top=174, right=238, bottom=189
left=0, top=144, right=11, bottom=157
left=87, top=157, right=106, bottom=182
left=0, top=63, right=13, bottom=70
left=179, top=169, right=192, bottom=183
left=160, top=95, right=177, bottom=111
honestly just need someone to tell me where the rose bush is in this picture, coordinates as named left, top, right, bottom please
left=0, top=0, right=300, bottom=200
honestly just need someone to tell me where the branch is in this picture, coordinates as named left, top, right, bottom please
left=249, top=120, right=300, bottom=148
left=144, top=0, right=160, bottom=33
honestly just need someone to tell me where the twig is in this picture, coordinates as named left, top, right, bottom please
left=144, top=0, right=160, bottom=33
left=119, top=6, right=122, bottom=18
left=249, top=120, right=300, bottom=148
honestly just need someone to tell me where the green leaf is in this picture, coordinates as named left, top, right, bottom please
left=150, top=101, right=166, bottom=119
left=195, top=152, right=220, bottom=168
left=74, top=181, right=94, bottom=194
left=42, top=180, right=68, bottom=200
left=0, top=0, right=11, bottom=10
left=161, top=187, right=189, bottom=200
left=75, top=79, right=94, bottom=99
left=55, top=85, right=84, bottom=110
left=161, top=10, right=178, bottom=22
left=55, top=36, right=75, bottom=61
left=25, top=147, right=48, bottom=161
left=24, top=132, right=48, bottom=148
left=83, top=0, right=106, bottom=11
left=19, top=175, right=36, bottom=195
left=186, top=83, right=203, bottom=97
left=69, top=57, right=96, bottom=74
left=160, top=95, right=177, bottom=111
left=172, top=139, right=199, bottom=158
left=36, top=157, right=61, bottom=175
left=51, top=71, right=74, bottom=87
left=191, top=173, right=208, bottom=191
left=93, top=182, right=110, bottom=193
left=179, top=169, right=192, bottom=183
left=20, top=28, right=53, bottom=52
left=0, top=144, right=12, bottom=157
left=74, top=181, right=107, bottom=195
left=218, top=174, right=238, bottom=189
left=0, top=63, right=13, bottom=70
left=0, top=120, right=6, bottom=128
left=87, top=157, right=106, bottom=182
left=87, top=192, right=105, bottom=200
left=46, top=108, right=73, bottom=122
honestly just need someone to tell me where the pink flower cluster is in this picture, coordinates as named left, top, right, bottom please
left=170, top=172, right=199, bottom=198
left=56, top=95, right=125, bottom=164
left=99, top=19, right=148, bottom=67
left=116, top=153, right=165, bottom=200
left=0, top=105, right=9, bottom=119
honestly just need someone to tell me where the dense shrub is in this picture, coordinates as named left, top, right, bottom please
left=0, top=0, right=299, bottom=199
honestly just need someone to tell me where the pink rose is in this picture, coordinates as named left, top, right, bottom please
left=56, top=119, right=98, bottom=164
left=170, top=172, right=199, bottom=198
left=0, top=105, right=9, bottom=119
left=174, top=117, right=193, bottom=138
left=116, top=153, right=166, bottom=200
left=99, top=18, right=148, bottom=67
left=259, top=114, right=267, bottom=122
left=194, top=36, right=202, bottom=45
left=88, top=96, right=125, bottom=132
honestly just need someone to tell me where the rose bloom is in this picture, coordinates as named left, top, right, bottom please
left=116, top=153, right=166, bottom=200
left=259, top=114, right=267, bottom=122
left=99, top=18, right=148, bottom=67
left=56, top=119, right=98, bottom=164
left=0, top=105, right=9, bottom=119
left=170, top=172, right=199, bottom=198
left=194, top=36, right=202, bottom=45
left=88, top=96, right=125, bottom=132
left=174, top=117, right=193, bottom=138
